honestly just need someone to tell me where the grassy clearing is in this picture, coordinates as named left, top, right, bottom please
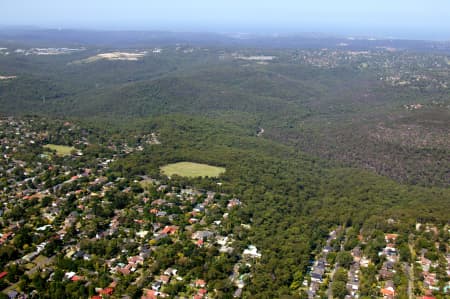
left=43, top=144, right=75, bottom=156
left=140, top=179, right=154, bottom=189
left=161, top=162, right=225, bottom=178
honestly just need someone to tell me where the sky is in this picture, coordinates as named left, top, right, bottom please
left=1, top=0, right=450, bottom=40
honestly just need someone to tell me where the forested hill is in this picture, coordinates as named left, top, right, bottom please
left=0, top=36, right=448, bottom=186
left=0, top=30, right=449, bottom=298
left=84, top=114, right=450, bottom=297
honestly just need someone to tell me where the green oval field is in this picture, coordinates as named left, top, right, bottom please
left=43, top=144, right=76, bottom=156
left=160, top=162, right=225, bottom=178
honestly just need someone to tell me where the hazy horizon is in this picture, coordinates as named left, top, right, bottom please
left=2, top=0, right=450, bottom=41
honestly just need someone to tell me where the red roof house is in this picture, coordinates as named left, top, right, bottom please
left=98, top=287, right=114, bottom=296
left=380, top=287, right=395, bottom=297
left=195, top=279, right=206, bottom=288
left=0, top=272, right=8, bottom=279
left=161, top=226, right=178, bottom=235
left=71, top=275, right=84, bottom=282
left=142, top=289, right=158, bottom=299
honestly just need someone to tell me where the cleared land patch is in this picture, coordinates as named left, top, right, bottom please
left=234, top=54, right=276, bottom=61
left=15, top=47, right=84, bottom=56
left=73, top=51, right=147, bottom=64
left=43, top=144, right=75, bottom=156
left=0, top=75, right=17, bottom=80
left=160, top=162, right=225, bottom=178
